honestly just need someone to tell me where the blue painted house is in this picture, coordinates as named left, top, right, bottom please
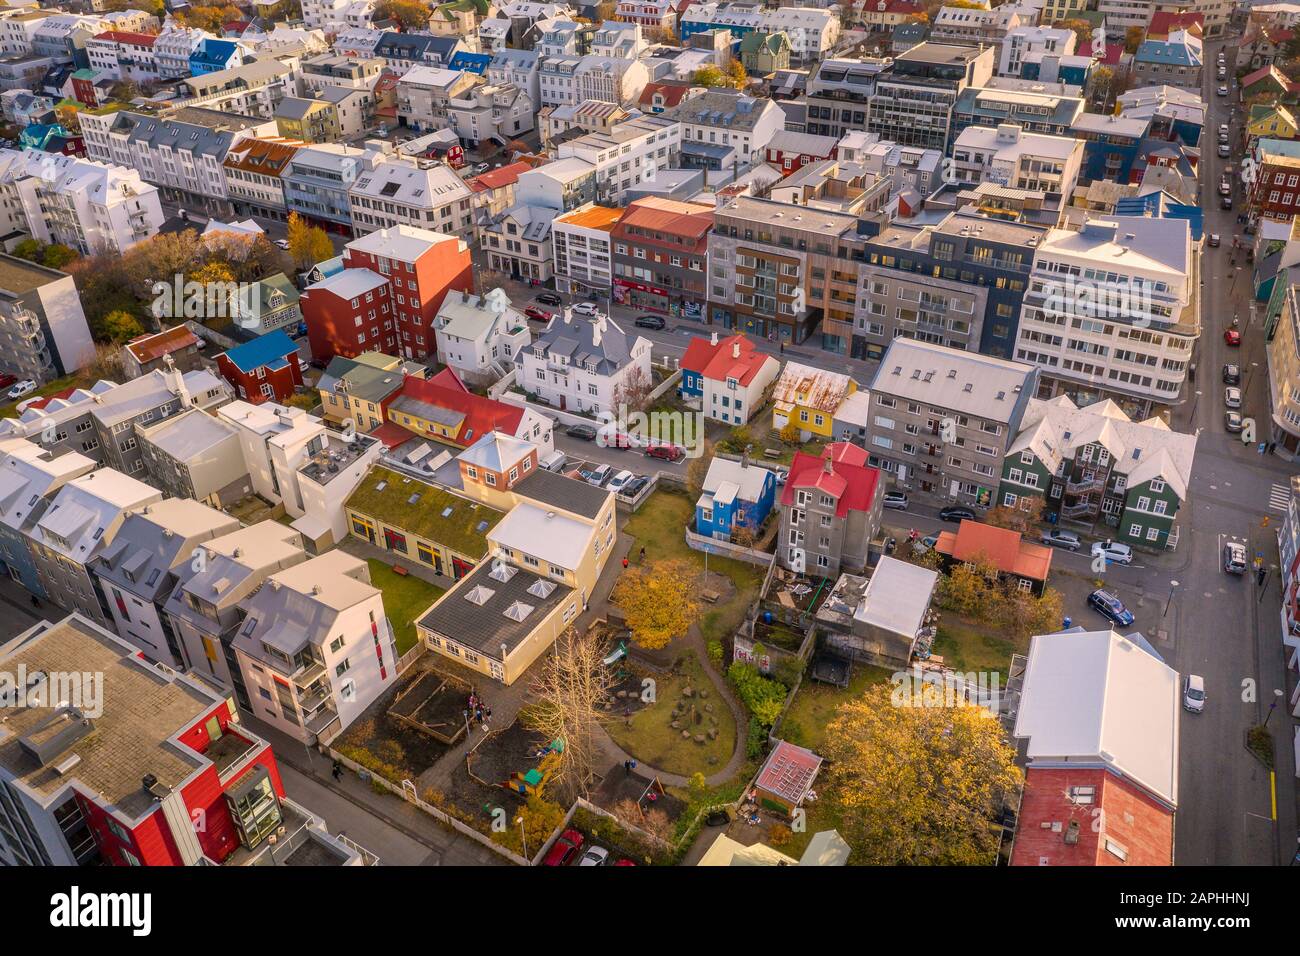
left=1071, top=113, right=1149, bottom=184
left=694, top=457, right=777, bottom=542
left=449, top=51, right=491, bottom=75
left=190, top=39, right=243, bottom=76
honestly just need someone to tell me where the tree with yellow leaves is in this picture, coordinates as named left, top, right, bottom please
left=286, top=213, right=335, bottom=271
left=611, top=558, right=701, bottom=651
left=821, top=682, right=1021, bottom=864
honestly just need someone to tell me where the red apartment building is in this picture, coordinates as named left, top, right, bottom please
left=0, top=615, right=308, bottom=867
left=214, top=329, right=302, bottom=404
left=1249, top=149, right=1300, bottom=224
left=610, top=196, right=713, bottom=320
left=763, top=130, right=840, bottom=177
left=302, top=268, right=395, bottom=363
left=341, top=225, right=474, bottom=362
left=1009, top=767, right=1175, bottom=866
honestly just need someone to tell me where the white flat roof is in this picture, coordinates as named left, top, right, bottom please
left=487, top=501, right=592, bottom=571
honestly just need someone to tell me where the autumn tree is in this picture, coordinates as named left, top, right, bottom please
left=613, top=364, right=654, bottom=413
left=1123, top=26, right=1145, bottom=54
left=83, top=342, right=126, bottom=380
left=490, top=792, right=566, bottom=858
left=821, top=682, right=1022, bottom=864
left=692, top=66, right=727, bottom=88
left=522, top=628, right=617, bottom=797
left=686, top=438, right=715, bottom=500
left=611, top=558, right=701, bottom=651
left=611, top=798, right=673, bottom=842
left=97, top=309, right=146, bottom=344
left=176, top=4, right=244, bottom=33
left=374, top=0, right=433, bottom=29
left=286, top=212, right=335, bottom=271
left=1053, top=18, right=1093, bottom=47
left=935, top=556, right=1001, bottom=619
left=995, top=584, right=1064, bottom=642
left=726, top=60, right=748, bottom=89
left=983, top=503, right=1036, bottom=535
left=778, top=419, right=802, bottom=444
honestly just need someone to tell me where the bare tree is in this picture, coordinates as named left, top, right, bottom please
left=613, top=364, right=655, bottom=413
left=523, top=628, right=618, bottom=797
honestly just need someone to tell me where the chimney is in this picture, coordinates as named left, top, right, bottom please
left=710, top=330, right=718, bottom=346
left=163, top=355, right=189, bottom=406
left=732, top=339, right=741, bottom=359
left=823, top=456, right=833, bottom=475
left=592, top=315, right=604, bottom=348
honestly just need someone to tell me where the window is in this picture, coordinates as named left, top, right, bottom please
left=335, top=659, right=351, bottom=677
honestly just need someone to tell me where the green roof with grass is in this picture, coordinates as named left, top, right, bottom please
left=345, top=466, right=504, bottom=558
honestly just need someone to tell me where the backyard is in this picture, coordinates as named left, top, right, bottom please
left=622, top=489, right=764, bottom=648
left=605, top=654, right=736, bottom=777
left=778, top=662, right=894, bottom=753
left=0, top=372, right=94, bottom=419
left=367, top=558, right=445, bottom=655
left=931, top=616, right=1028, bottom=684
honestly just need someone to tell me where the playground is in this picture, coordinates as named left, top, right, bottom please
left=333, top=659, right=455, bottom=783
left=591, top=770, right=687, bottom=827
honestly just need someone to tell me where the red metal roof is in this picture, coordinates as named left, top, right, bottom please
left=638, top=81, right=693, bottom=110
left=1146, top=10, right=1203, bottom=39
left=780, top=443, right=880, bottom=518
left=755, top=740, right=822, bottom=805
left=466, top=161, right=532, bottom=192
left=393, top=368, right=523, bottom=447
left=681, top=334, right=774, bottom=387
left=1010, top=767, right=1174, bottom=866
left=93, top=31, right=158, bottom=46
left=125, top=326, right=199, bottom=364
left=934, top=519, right=1053, bottom=582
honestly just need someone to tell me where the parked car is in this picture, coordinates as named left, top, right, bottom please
left=524, top=307, right=554, bottom=322
left=645, top=443, right=685, bottom=462
left=597, top=427, right=635, bottom=449
left=1219, top=177, right=1231, bottom=196
left=1217, top=85, right=1228, bottom=96
left=298, top=357, right=310, bottom=373
left=539, top=450, right=567, bottom=473
left=566, top=423, right=598, bottom=441
left=1039, top=529, right=1081, bottom=551
left=620, top=475, right=650, bottom=498
left=1224, top=328, right=1241, bottom=346
left=1088, top=588, right=1135, bottom=627
left=1221, top=194, right=1233, bottom=210
left=1222, top=363, right=1240, bottom=385
left=6, top=380, right=36, bottom=400
left=634, top=314, right=666, bottom=330
left=572, top=301, right=601, bottom=317
left=939, top=505, right=976, bottom=522
left=1218, top=142, right=1231, bottom=158
left=606, top=470, right=635, bottom=494
left=882, top=491, right=910, bottom=511
left=583, top=463, right=613, bottom=486
left=1222, top=541, right=1248, bottom=574
left=911, top=533, right=939, bottom=555
left=1224, top=386, right=1242, bottom=409
left=770, top=468, right=788, bottom=485
left=1090, top=540, right=1133, bottom=565
left=578, top=845, right=610, bottom=866
left=273, top=238, right=290, bottom=250
left=535, top=292, right=562, bottom=308
left=1208, top=233, right=1220, bottom=247
left=1183, top=674, right=1206, bottom=713
left=543, top=829, right=584, bottom=866
left=1224, top=410, right=1244, bottom=433
left=0, top=373, right=15, bottom=390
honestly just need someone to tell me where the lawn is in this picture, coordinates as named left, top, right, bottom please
left=367, top=559, right=445, bottom=655
left=778, top=663, right=894, bottom=753
left=623, top=489, right=764, bottom=648
left=0, top=373, right=95, bottom=419
left=605, top=653, right=736, bottom=777
left=931, top=617, right=1027, bottom=683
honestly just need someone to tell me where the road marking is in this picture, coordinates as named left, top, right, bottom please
left=1269, top=483, right=1291, bottom=513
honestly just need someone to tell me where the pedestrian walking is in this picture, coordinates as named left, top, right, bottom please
left=638, top=546, right=646, bottom=562
left=331, top=760, right=342, bottom=781
left=485, top=705, right=492, bottom=722
left=622, top=556, right=629, bottom=569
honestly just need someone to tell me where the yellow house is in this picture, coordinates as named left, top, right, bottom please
left=318, top=352, right=424, bottom=429
left=275, top=97, right=341, bottom=143
left=771, top=361, right=857, bottom=439
left=1248, top=103, right=1299, bottom=142
left=415, top=432, right=617, bottom=684
left=344, top=465, right=505, bottom=581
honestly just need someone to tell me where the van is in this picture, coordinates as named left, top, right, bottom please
left=539, top=450, right=567, bottom=473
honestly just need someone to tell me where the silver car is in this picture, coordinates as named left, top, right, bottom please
left=1183, top=674, right=1205, bottom=713
left=1224, top=386, right=1242, bottom=409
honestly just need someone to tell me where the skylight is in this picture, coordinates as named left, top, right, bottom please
left=527, top=579, right=556, bottom=599
left=502, top=601, right=534, bottom=622
left=464, top=585, right=495, bottom=605
left=488, top=561, right=517, bottom=583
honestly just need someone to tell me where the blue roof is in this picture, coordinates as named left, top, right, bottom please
left=449, top=51, right=491, bottom=74
left=1135, top=37, right=1202, bottom=68
left=1113, top=190, right=1203, bottom=242
left=191, top=39, right=239, bottom=66
left=222, top=330, right=298, bottom=374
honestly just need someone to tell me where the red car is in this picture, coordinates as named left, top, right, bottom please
left=524, top=307, right=555, bottom=322
left=645, top=443, right=685, bottom=462
left=0, top=373, right=15, bottom=390
left=542, top=828, right=584, bottom=866
left=1224, top=328, right=1241, bottom=346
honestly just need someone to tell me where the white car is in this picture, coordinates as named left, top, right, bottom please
left=578, top=845, right=609, bottom=866
left=1183, top=674, right=1205, bottom=713
left=1090, top=540, right=1134, bottom=565
left=6, top=379, right=36, bottom=400
left=1224, top=386, right=1242, bottom=409
left=273, top=238, right=290, bottom=250
left=571, top=301, right=601, bottom=317
left=1218, top=85, right=1229, bottom=96
left=606, top=470, right=635, bottom=494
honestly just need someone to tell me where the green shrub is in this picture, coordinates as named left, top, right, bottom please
left=727, top=661, right=787, bottom=727
left=706, top=639, right=724, bottom=668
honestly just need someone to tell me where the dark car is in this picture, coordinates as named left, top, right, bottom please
left=619, top=475, right=650, bottom=498
left=939, top=505, right=977, bottom=522
left=1088, top=589, right=1135, bottom=627
left=566, top=423, right=598, bottom=441
left=1221, top=195, right=1233, bottom=210
left=1222, top=363, right=1240, bottom=385
left=645, top=443, right=684, bottom=462
left=0, top=373, right=15, bottom=390
left=542, top=829, right=584, bottom=866
left=634, top=314, right=666, bottom=330
left=536, top=292, right=563, bottom=308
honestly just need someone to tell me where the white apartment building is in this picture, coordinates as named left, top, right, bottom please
left=950, top=122, right=1084, bottom=200
left=434, top=288, right=533, bottom=386
left=447, top=82, right=535, bottom=145
left=348, top=154, right=474, bottom=238
left=997, top=25, right=1076, bottom=77
left=221, top=136, right=303, bottom=221
left=93, top=498, right=240, bottom=670
left=26, top=468, right=163, bottom=627
left=290, top=430, right=382, bottom=552
left=0, top=148, right=163, bottom=256
left=396, top=65, right=482, bottom=131
left=85, top=30, right=159, bottom=82
left=552, top=203, right=620, bottom=297
left=152, top=23, right=212, bottom=79
left=516, top=310, right=653, bottom=416
left=575, top=56, right=649, bottom=107
left=233, top=550, right=396, bottom=743
left=487, top=48, right=541, bottom=109
left=590, top=20, right=646, bottom=59
left=217, top=401, right=329, bottom=517
left=332, top=26, right=385, bottom=58
left=1014, top=216, right=1199, bottom=415
left=179, top=59, right=300, bottom=119
left=763, top=6, right=841, bottom=63
left=662, top=88, right=785, bottom=165
left=0, top=10, right=51, bottom=57
left=555, top=115, right=681, bottom=205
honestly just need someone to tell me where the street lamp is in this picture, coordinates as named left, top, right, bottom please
left=1265, top=688, right=1285, bottom=728
left=1163, top=579, right=1180, bottom=619
left=516, top=816, right=527, bottom=860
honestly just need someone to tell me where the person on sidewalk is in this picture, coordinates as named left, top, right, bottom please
left=622, top=557, right=629, bottom=569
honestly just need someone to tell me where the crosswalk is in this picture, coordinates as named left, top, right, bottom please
left=1269, top=483, right=1292, bottom=513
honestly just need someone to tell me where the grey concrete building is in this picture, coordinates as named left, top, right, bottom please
left=865, top=338, right=1039, bottom=504
left=136, top=408, right=252, bottom=508
left=0, top=255, right=95, bottom=387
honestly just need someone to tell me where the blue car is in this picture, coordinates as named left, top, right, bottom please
left=1087, top=589, right=1134, bottom=627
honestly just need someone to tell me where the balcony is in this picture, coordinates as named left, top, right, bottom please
left=1065, top=476, right=1105, bottom=494
left=1060, top=500, right=1097, bottom=520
